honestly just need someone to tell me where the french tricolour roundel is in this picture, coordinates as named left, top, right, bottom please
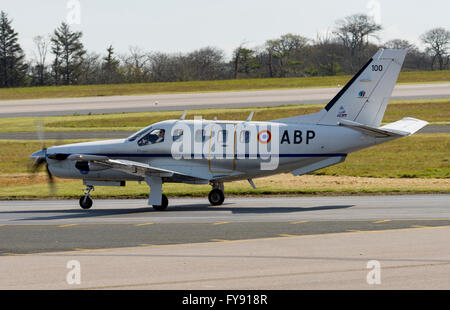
left=257, top=130, right=272, bottom=144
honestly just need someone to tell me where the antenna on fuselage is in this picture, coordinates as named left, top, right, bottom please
left=180, top=110, right=188, bottom=120
left=246, top=112, right=254, bottom=121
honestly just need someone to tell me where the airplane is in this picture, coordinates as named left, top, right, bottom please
left=30, top=49, right=428, bottom=210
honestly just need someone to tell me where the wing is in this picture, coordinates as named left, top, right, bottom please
left=68, top=154, right=207, bottom=183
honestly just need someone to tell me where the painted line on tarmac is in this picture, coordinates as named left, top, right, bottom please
left=290, top=220, right=309, bottom=225
left=373, top=220, right=392, bottom=224
left=58, top=224, right=79, bottom=228
left=5, top=225, right=450, bottom=257
left=211, top=222, right=230, bottom=225
left=411, top=225, right=429, bottom=228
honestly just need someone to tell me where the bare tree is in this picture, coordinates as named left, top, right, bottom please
left=184, top=47, right=229, bottom=81
left=383, top=39, right=428, bottom=71
left=333, top=14, right=382, bottom=71
left=120, top=46, right=150, bottom=83
left=265, top=33, right=309, bottom=77
left=421, top=27, right=450, bottom=70
left=32, top=35, right=49, bottom=85
left=79, top=52, right=102, bottom=84
left=149, top=52, right=182, bottom=82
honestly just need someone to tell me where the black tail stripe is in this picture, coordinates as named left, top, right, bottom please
left=324, top=58, right=374, bottom=111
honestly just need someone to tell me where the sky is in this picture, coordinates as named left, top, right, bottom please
left=1, top=0, right=449, bottom=61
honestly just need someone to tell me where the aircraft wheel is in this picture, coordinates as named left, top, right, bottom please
left=153, top=194, right=168, bottom=211
left=208, top=189, right=224, bottom=206
left=79, top=196, right=93, bottom=210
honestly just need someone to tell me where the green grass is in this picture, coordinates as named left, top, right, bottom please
left=0, top=70, right=449, bottom=101
left=0, top=98, right=448, bottom=133
left=315, top=133, right=450, bottom=178
left=1, top=178, right=448, bottom=199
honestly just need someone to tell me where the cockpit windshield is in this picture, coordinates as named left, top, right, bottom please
left=127, top=125, right=152, bottom=142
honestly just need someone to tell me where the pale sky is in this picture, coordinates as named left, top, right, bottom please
left=1, top=0, right=449, bottom=60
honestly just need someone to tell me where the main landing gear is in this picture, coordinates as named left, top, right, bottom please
left=208, top=182, right=225, bottom=206
left=152, top=194, right=168, bottom=211
left=79, top=185, right=94, bottom=209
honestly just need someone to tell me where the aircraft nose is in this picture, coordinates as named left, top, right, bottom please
left=30, top=149, right=46, bottom=159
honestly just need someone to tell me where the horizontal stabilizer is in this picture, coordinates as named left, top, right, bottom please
left=380, top=117, right=429, bottom=136
left=339, top=117, right=428, bottom=138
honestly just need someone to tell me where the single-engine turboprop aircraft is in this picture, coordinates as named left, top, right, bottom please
left=30, top=49, right=428, bottom=210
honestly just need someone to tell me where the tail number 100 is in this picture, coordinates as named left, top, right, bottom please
left=372, top=65, right=383, bottom=71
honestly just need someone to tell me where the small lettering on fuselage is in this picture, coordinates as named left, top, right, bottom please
left=280, top=130, right=316, bottom=144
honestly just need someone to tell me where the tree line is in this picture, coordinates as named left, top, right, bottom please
left=1, top=11, right=449, bottom=88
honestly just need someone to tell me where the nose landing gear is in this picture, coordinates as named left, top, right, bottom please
left=79, top=185, right=94, bottom=209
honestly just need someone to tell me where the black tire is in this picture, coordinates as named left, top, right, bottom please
left=79, top=196, right=93, bottom=209
left=208, top=189, right=225, bottom=206
left=153, top=194, right=168, bottom=211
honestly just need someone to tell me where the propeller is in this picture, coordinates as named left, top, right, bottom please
left=29, top=119, right=56, bottom=195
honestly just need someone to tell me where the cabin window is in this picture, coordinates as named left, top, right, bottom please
left=138, top=129, right=165, bottom=146
left=195, top=129, right=207, bottom=142
left=218, top=130, right=227, bottom=143
left=240, top=131, right=250, bottom=143
left=172, top=129, right=183, bottom=141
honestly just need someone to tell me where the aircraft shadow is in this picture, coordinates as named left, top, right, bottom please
left=2, top=204, right=353, bottom=221
left=169, top=203, right=354, bottom=214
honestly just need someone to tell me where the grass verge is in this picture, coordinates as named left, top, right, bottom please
left=0, top=70, right=449, bottom=101
left=0, top=98, right=448, bottom=133
left=0, top=175, right=448, bottom=199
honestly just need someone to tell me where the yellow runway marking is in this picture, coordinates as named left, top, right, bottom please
left=279, top=234, right=297, bottom=237
left=40, top=225, right=450, bottom=257
left=290, top=221, right=309, bottom=225
left=346, top=230, right=362, bottom=233
left=135, top=223, right=154, bottom=226
left=411, top=225, right=429, bottom=228
left=58, top=224, right=78, bottom=228
left=212, top=222, right=230, bottom=226
left=373, top=220, right=391, bottom=224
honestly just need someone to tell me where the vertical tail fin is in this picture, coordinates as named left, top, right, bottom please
left=318, top=49, right=407, bottom=127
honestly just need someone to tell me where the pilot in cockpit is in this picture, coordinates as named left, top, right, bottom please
left=155, top=129, right=165, bottom=143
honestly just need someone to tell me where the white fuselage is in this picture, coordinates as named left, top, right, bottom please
left=46, top=119, right=385, bottom=184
